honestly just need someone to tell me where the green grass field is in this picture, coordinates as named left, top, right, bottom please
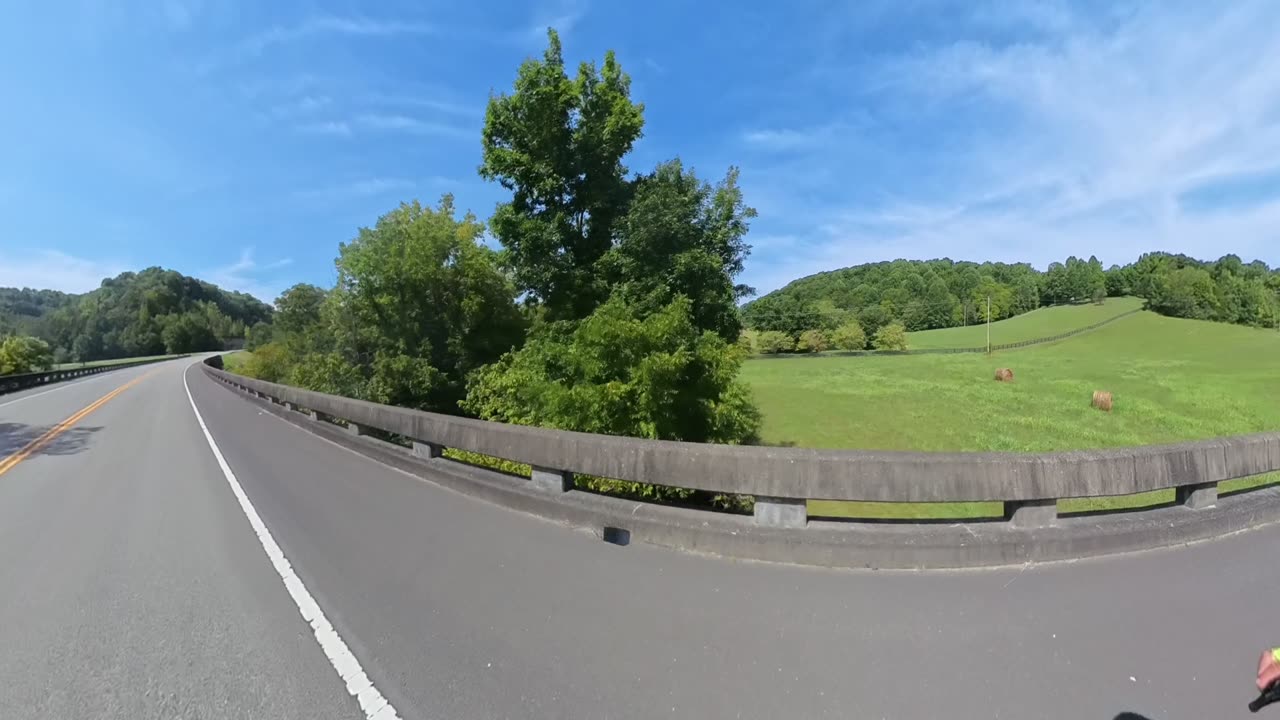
left=742, top=309, right=1280, bottom=518
left=905, top=296, right=1143, bottom=349
left=52, top=354, right=180, bottom=371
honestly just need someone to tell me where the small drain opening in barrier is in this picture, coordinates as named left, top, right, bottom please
left=602, top=526, right=630, bottom=546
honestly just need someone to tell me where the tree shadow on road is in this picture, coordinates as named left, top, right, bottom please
left=0, top=422, right=104, bottom=460
left=1114, top=713, right=1154, bottom=720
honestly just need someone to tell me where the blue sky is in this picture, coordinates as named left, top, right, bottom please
left=3, top=1, right=1280, bottom=303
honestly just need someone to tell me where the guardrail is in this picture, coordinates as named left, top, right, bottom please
left=0, top=356, right=184, bottom=396
left=202, top=359, right=1280, bottom=531
left=753, top=308, right=1144, bottom=358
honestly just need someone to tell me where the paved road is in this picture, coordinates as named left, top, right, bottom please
left=0, top=357, right=1273, bottom=719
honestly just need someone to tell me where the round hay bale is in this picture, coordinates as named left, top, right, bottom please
left=994, top=368, right=1014, bottom=382
left=1092, top=390, right=1113, bottom=412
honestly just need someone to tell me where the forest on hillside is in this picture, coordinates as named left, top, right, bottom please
left=741, top=252, right=1280, bottom=352
left=0, top=268, right=272, bottom=367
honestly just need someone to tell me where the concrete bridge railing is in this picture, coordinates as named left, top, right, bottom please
left=0, top=356, right=184, bottom=396
left=201, top=361, right=1280, bottom=531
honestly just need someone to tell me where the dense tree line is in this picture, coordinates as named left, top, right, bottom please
left=743, top=251, right=1277, bottom=354
left=0, top=268, right=273, bottom=363
left=1107, top=252, right=1280, bottom=327
left=741, top=257, right=1074, bottom=351
left=0, top=288, right=74, bottom=336
left=239, top=31, right=760, bottom=447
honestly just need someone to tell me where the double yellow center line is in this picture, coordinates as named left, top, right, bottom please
left=0, top=372, right=153, bottom=476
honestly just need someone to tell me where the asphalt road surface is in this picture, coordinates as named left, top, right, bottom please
left=0, top=356, right=1274, bottom=719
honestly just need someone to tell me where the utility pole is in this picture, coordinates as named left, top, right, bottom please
left=986, top=295, right=992, bottom=354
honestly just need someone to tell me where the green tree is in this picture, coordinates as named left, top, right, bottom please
left=797, top=329, right=829, bottom=353
left=481, top=29, right=645, bottom=321
left=329, top=197, right=526, bottom=412
left=603, top=160, right=755, bottom=341
left=1149, top=266, right=1219, bottom=319
left=245, top=321, right=274, bottom=351
left=273, top=284, right=326, bottom=338
left=830, top=321, right=867, bottom=350
left=872, top=321, right=908, bottom=351
left=754, top=330, right=793, bottom=354
left=464, top=296, right=759, bottom=443
left=160, top=312, right=219, bottom=353
left=0, top=335, right=54, bottom=374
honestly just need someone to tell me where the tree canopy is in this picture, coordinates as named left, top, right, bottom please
left=248, top=198, right=527, bottom=414
left=464, top=31, right=761, bottom=444
left=0, top=268, right=272, bottom=362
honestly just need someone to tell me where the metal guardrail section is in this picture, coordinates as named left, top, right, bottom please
left=754, top=307, right=1144, bottom=359
left=203, top=360, right=1280, bottom=530
left=0, top=356, right=183, bottom=395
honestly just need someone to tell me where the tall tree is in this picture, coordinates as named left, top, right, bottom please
left=481, top=29, right=645, bottom=321
left=323, top=197, right=527, bottom=413
left=602, top=159, right=755, bottom=341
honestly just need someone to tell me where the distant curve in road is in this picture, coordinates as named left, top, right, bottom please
left=0, top=355, right=1270, bottom=719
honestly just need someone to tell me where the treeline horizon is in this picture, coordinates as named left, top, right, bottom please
left=0, top=268, right=272, bottom=369
left=740, top=251, right=1280, bottom=353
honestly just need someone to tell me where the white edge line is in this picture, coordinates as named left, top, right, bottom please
left=182, top=362, right=402, bottom=720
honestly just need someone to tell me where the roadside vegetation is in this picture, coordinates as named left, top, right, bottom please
left=234, top=31, right=760, bottom=452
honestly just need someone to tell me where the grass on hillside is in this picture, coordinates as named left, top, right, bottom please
left=742, top=310, right=1280, bottom=519
left=52, top=354, right=180, bottom=371
left=905, top=296, right=1144, bottom=349
left=221, top=351, right=250, bottom=374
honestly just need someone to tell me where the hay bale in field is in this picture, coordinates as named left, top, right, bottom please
left=994, top=368, right=1014, bottom=382
left=1092, top=390, right=1113, bottom=412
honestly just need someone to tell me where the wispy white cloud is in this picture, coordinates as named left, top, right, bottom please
left=525, top=0, right=587, bottom=40
left=296, top=120, right=352, bottom=136
left=206, top=248, right=293, bottom=302
left=270, top=94, right=332, bottom=119
left=353, top=113, right=471, bottom=137
left=740, top=1, right=1280, bottom=295
left=0, top=251, right=128, bottom=294
left=742, top=125, right=844, bottom=151
left=291, top=177, right=416, bottom=202
left=242, top=15, right=435, bottom=55
left=199, top=15, right=435, bottom=74
left=363, top=92, right=482, bottom=119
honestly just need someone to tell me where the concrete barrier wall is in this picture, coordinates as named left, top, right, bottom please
left=202, top=361, right=1280, bottom=532
left=0, top=356, right=184, bottom=396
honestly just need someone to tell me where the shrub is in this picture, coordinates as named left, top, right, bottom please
left=0, top=335, right=54, bottom=375
left=755, top=330, right=793, bottom=354
left=872, top=321, right=908, bottom=351
left=240, top=342, right=292, bottom=383
left=830, top=321, right=867, bottom=350
left=797, top=329, right=829, bottom=353
left=464, top=296, right=761, bottom=444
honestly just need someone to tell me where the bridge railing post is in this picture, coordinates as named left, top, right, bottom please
left=754, top=496, right=807, bottom=528
left=1177, top=482, right=1217, bottom=509
left=1004, top=499, right=1057, bottom=528
left=413, top=441, right=444, bottom=459
left=531, top=466, right=572, bottom=493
